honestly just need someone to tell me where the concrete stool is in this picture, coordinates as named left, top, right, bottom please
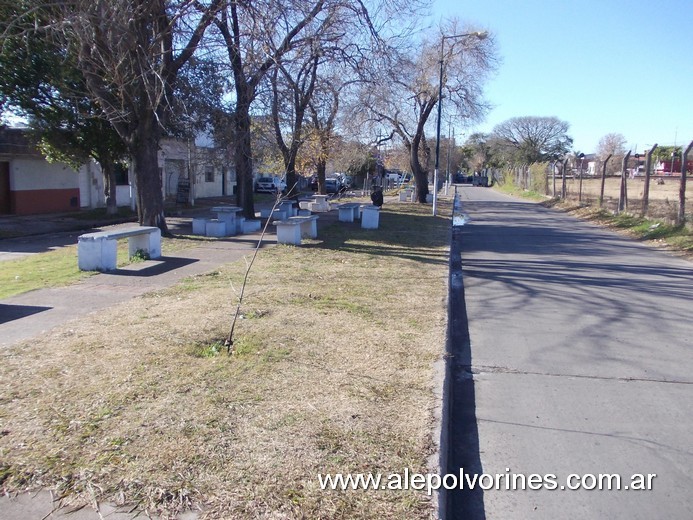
left=205, top=219, right=226, bottom=237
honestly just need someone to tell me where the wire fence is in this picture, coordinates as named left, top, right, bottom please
left=495, top=164, right=691, bottom=224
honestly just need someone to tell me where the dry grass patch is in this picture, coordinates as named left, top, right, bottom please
left=0, top=202, right=451, bottom=519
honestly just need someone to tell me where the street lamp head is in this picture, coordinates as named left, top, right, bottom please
left=474, top=31, right=489, bottom=40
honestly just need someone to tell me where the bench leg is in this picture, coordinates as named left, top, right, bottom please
left=192, top=218, right=208, bottom=235
left=128, top=229, right=162, bottom=259
left=276, top=224, right=302, bottom=245
left=338, top=209, right=354, bottom=223
left=78, top=238, right=117, bottom=271
left=300, top=220, right=318, bottom=238
left=361, top=210, right=380, bottom=229
left=217, top=214, right=237, bottom=236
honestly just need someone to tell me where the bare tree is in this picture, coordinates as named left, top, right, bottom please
left=212, top=0, right=422, bottom=215
left=360, top=19, right=497, bottom=202
left=307, top=78, right=343, bottom=194
left=493, top=116, right=573, bottom=165
left=596, top=132, right=627, bottom=175
left=268, top=47, right=320, bottom=196
left=211, top=0, right=330, bottom=218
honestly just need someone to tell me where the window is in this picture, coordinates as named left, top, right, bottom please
left=114, top=163, right=129, bottom=186
left=205, top=169, right=214, bottom=182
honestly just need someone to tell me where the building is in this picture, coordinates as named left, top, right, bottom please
left=0, top=127, right=235, bottom=215
left=0, top=127, right=81, bottom=215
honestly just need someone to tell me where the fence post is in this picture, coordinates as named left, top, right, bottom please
left=642, top=144, right=657, bottom=216
left=599, top=154, right=612, bottom=208
left=678, top=141, right=693, bottom=225
left=618, top=151, right=631, bottom=213
left=562, top=158, right=569, bottom=199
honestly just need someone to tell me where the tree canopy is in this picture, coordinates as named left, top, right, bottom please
left=492, top=116, right=572, bottom=164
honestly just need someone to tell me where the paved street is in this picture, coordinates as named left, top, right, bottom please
left=447, top=186, right=693, bottom=519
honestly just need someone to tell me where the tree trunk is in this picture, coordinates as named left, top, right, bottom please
left=409, top=144, right=429, bottom=203
left=102, top=160, right=118, bottom=215
left=284, top=147, right=299, bottom=197
left=233, top=104, right=256, bottom=220
left=316, top=157, right=326, bottom=195
left=131, top=117, right=169, bottom=234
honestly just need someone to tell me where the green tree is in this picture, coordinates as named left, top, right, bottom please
left=55, top=0, right=220, bottom=233
left=0, top=2, right=127, bottom=214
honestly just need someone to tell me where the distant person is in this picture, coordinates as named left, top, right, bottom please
left=370, top=186, right=383, bottom=207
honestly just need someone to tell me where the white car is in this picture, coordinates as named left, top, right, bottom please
left=255, top=176, right=286, bottom=193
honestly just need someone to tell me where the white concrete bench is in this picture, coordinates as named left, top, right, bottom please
left=297, top=195, right=330, bottom=213
left=272, top=215, right=319, bottom=245
left=309, top=194, right=330, bottom=212
left=242, top=219, right=262, bottom=233
left=279, top=200, right=298, bottom=217
left=78, top=226, right=161, bottom=271
left=338, top=203, right=362, bottom=222
left=211, top=206, right=244, bottom=236
left=399, top=189, right=414, bottom=202
left=260, top=208, right=288, bottom=220
left=361, top=205, right=380, bottom=229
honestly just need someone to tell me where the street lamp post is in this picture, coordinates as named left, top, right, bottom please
left=433, top=30, right=488, bottom=216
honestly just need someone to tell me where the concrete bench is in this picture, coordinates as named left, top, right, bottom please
left=260, top=208, right=288, bottom=220
left=242, top=219, right=262, bottom=233
left=338, top=203, right=362, bottom=222
left=272, top=215, right=319, bottom=245
left=78, top=226, right=161, bottom=271
left=279, top=200, right=298, bottom=217
left=211, top=206, right=244, bottom=236
left=297, top=194, right=330, bottom=213
left=310, top=195, right=330, bottom=212
left=361, top=205, right=380, bottom=229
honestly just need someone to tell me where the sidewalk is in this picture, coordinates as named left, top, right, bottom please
left=0, top=216, right=274, bottom=348
left=0, top=194, right=365, bottom=348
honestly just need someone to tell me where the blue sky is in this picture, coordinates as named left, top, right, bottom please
left=431, top=0, right=693, bottom=153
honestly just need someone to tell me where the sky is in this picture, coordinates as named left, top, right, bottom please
left=430, top=0, right=693, bottom=154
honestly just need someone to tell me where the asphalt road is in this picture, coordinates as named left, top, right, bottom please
left=447, top=186, right=693, bottom=519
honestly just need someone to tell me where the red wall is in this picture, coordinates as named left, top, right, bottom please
left=11, top=188, right=80, bottom=215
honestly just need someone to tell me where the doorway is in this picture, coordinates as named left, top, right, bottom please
left=0, top=162, right=11, bottom=214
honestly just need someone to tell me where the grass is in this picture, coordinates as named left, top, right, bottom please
left=548, top=202, right=693, bottom=258
left=0, top=201, right=451, bottom=519
left=494, top=182, right=548, bottom=201
left=0, top=246, right=96, bottom=299
left=0, top=235, right=216, bottom=299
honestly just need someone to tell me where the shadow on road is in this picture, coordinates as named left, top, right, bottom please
left=445, top=225, right=486, bottom=520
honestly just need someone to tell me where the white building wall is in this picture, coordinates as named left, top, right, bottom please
left=11, top=158, right=78, bottom=190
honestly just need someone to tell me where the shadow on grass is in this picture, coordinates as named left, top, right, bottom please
left=307, top=203, right=453, bottom=266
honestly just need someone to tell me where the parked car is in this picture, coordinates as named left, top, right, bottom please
left=453, top=173, right=473, bottom=183
left=255, top=176, right=286, bottom=193
left=324, top=178, right=342, bottom=194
